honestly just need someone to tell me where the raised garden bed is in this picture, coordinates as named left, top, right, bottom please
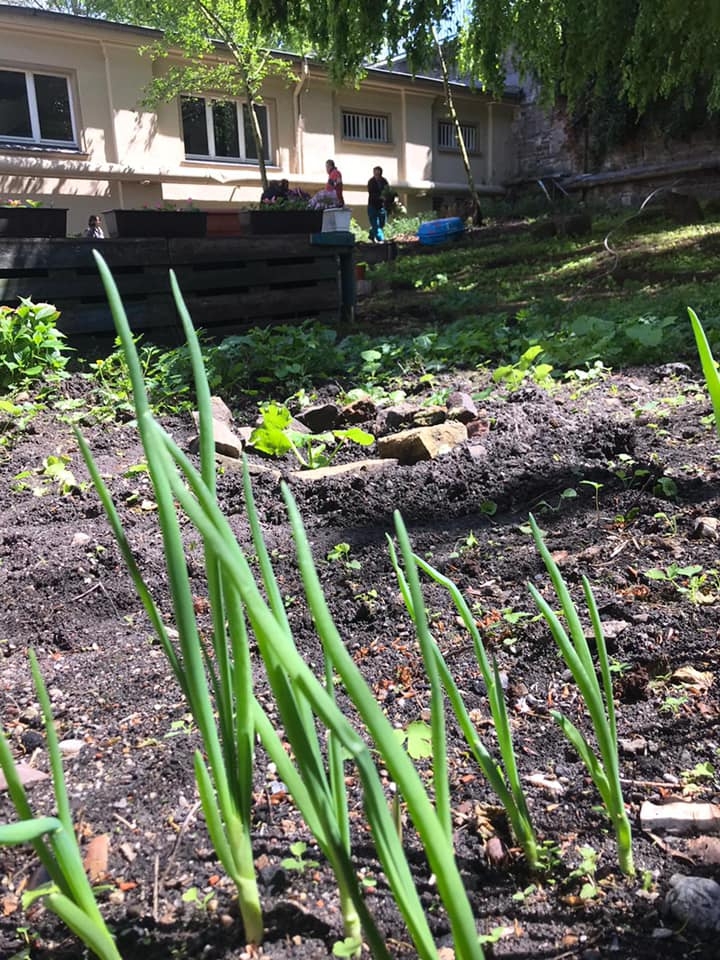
left=0, top=207, right=67, bottom=238
left=103, top=209, right=207, bottom=238
left=249, top=209, right=323, bottom=235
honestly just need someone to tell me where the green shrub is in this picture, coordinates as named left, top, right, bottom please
left=0, top=298, right=70, bottom=393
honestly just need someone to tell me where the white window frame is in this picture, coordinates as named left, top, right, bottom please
left=438, top=120, right=478, bottom=153
left=181, top=95, right=271, bottom=163
left=341, top=110, right=389, bottom=144
left=0, top=67, right=77, bottom=148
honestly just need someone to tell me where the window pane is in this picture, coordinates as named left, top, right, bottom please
left=0, top=69, right=32, bottom=138
left=243, top=103, right=268, bottom=160
left=35, top=74, right=73, bottom=142
left=181, top=96, right=209, bottom=155
left=212, top=100, right=239, bottom=158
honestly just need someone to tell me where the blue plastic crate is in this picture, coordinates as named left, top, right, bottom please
left=417, top=217, right=465, bottom=245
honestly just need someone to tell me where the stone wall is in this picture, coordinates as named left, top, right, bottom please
left=512, top=100, right=720, bottom=208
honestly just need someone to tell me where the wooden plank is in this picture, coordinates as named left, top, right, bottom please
left=171, top=260, right=338, bottom=293
left=0, top=238, right=170, bottom=270
left=0, top=267, right=172, bottom=301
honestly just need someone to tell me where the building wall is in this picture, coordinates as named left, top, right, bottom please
left=0, top=6, right=520, bottom=234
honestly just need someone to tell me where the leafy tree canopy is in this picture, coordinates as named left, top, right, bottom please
left=244, top=0, right=720, bottom=117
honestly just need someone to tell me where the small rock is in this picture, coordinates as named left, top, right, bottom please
left=664, top=874, right=720, bottom=932
left=446, top=391, right=479, bottom=423
left=692, top=517, right=719, bottom=541
left=58, top=739, right=85, bottom=757
left=294, top=403, right=340, bottom=433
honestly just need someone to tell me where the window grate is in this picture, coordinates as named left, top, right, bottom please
left=438, top=120, right=477, bottom=153
left=342, top=111, right=389, bottom=143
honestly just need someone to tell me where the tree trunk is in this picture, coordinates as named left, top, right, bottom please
left=433, top=28, right=483, bottom=227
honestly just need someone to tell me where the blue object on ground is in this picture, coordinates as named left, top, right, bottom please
left=417, top=217, right=465, bottom=245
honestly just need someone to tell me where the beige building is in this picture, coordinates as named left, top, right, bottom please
left=0, top=4, right=521, bottom=235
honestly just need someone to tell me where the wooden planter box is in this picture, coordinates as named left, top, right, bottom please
left=0, top=207, right=67, bottom=238
left=206, top=211, right=249, bottom=237
left=249, top=210, right=323, bottom=235
left=103, top=209, right=207, bottom=238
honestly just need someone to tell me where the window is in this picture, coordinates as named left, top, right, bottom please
left=181, top=95, right=270, bottom=162
left=342, top=111, right=389, bottom=143
left=438, top=120, right=477, bottom=153
left=0, top=68, right=75, bottom=146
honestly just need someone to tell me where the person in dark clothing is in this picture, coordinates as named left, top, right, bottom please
left=261, top=179, right=290, bottom=202
left=367, top=166, right=389, bottom=242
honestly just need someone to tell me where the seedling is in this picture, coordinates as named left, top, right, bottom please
left=645, top=564, right=706, bottom=602
left=181, top=886, right=215, bottom=910
left=567, top=845, right=600, bottom=900
left=281, top=841, right=320, bottom=873
left=395, top=720, right=433, bottom=760
left=680, top=762, right=716, bottom=796
left=492, top=345, right=554, bottom=391
left=449, top=530, right=479, bottom=558
left=580, top=479, right=603, bottom=515
left=660, top=695, right=689, bottom=715
left=327, top=542, right=362, bottom=571
left=13, top=454, right=83, bottom=497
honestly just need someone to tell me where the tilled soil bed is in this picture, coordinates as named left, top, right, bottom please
left=1, top=362, right=720, bottom=960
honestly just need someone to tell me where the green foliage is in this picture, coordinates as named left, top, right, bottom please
left=493, top=345, right=554, bottom=391
left=88, top=335, right=193, bottom=418
left=0, top=299, right=70, bottom=393
left=689, top=306, right=720, bottom=437
left=205, top=322, right=345, bottom=395
left=250, top=400, right=374, bottom=469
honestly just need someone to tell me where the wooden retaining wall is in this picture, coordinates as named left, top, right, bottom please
left=0, top=235, right=355, bottom=336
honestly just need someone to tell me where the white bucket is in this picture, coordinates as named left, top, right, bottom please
left=322, top=208, right=352, bottom=232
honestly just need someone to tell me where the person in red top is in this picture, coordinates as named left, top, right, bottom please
left=325, top=159, right=343, bottom=206
left=309, top=159, right=344, bottom=209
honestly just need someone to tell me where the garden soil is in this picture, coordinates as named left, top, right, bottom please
left=2, top=358, right=720, bottom=960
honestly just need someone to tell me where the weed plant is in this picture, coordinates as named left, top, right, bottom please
left=0, top=299, right=70, bottom=393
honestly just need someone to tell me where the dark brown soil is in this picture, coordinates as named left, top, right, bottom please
left=2, top=360, right=720, bottom=960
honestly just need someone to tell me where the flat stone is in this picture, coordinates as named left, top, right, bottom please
left=289, top=458, right=398, bottom=482
left=377, top=422, right=467, bottom=464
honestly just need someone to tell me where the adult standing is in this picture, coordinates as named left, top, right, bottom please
left=367, top=166, right=389, bottom=242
